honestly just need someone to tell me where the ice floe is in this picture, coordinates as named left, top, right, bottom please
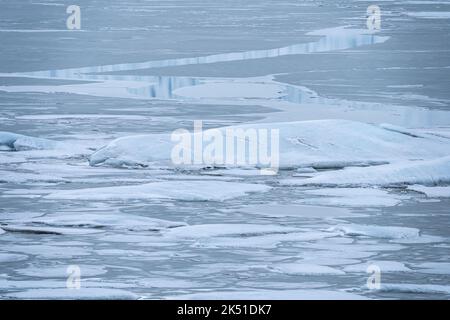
left=45, top=181, right=270, bottom=201
left=5, top=288, right=138, bottom=300
left=294, top=156, right=450, bottom=187
left=406, top=11, right=450, bottom=19
left=89, top=120, right=450, bottom=169
left=408, top=185, right=450, bottom=197
left=239, top=204, right=355, bottom=218
left=17, top=264, right=107, bottom=278
left=414, top=262, right=450, bottom=275
left=16, top=213, right=185, bottom=231
left=344, top=261, right=411, bottom=273
left=0, top=131, right=57, bottom=151
left=328, top=224, right=420, bottom=239
left=193, top=231, right=338, bottom=249
left=376, top=284, right=450, bottom=295
left=0, top=224, right=102, bottom=235
left=269, top=262, right=345, bottom=275
left=163, top=224, right=300, bottom=238
left=0, top=252, right=28, bottom=263
left=297, top=188, right=408, bottom=207
left=167, top=289, right=367, bottom=300
left=0, top=170, right=66, bottom=184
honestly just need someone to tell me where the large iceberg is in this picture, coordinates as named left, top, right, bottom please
left=88, top=119, right=450, bottom=175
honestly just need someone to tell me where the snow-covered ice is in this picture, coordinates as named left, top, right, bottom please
left=1, top=0, right=450, bottom=300
left=88, top=120, right=450, bottom=169
left=408, top=185, right=450, bottom=197
left=45, top=180, right=270, bottom=201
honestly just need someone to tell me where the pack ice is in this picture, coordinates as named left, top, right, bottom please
left=0, top=131, right=57, bottom=151
left=88, top=119, right=450, bottom=186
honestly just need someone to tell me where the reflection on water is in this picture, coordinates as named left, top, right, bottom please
left=0, top=28, right=388, bottom=102
left=16, top=27, right=387, bottom=80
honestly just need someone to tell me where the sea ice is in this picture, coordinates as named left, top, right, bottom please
left=408, top=185, right=450, bottom=197
left=343, top=261, right=411, bottom=273
left=328, top=224, right=420, bottom=239
left=376, top=283, right=450, bottom=295
left=0, top=252, right=28, bottom=263
left=45, top=181, right=271, bottom=201
left=0, top=131, right=57, bottom=151
left=297, top=188, right=407, bottom=207
left=414, top=262, right=450, bottom=275
left=296, top=156, right=450, bottom=186
left=5, top=288, right=138, bottom=300
left=269, top=262, right=345, bottom=275
left=18, top=213, right=185, bottom=231
left=163, top=224, right=300, bottom=238
left=89, top=120, right=450, bottom=169
left=167, top=289, right=367, bottom=300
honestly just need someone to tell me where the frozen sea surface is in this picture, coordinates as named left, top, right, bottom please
left=1, top=0, right=450, bottom=299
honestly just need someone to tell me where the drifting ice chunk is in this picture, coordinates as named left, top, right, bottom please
left=46, top=181, right=271, bottom=201
left=5, top=288, right=138, bottom=300
left=19, top=213, right=185, bottom=231
left=296, top=157, right=450, bottom=186
left=0, top=131, right=57, bottom=151
left=0, top=225, right=101, bottom=235
left=408, top=185, right=450, bottom=198
left=297, top=188, right=407, bottom=207
left=269, top=262, right=345, bottom=275
left=376, top=284, right=450, bottom=295
left=88, top=120, right=450, bottom=169
left=17, top=264, right=107, bottom=278
left=344, top=261, right=411, bottom=273
left=328, top=224, right=420, bottom=239
left=168, top=289, right=367, bottom=300
left=164, top=224, right=300, bottom=238
left=0, top=253, right=28, bottom=263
